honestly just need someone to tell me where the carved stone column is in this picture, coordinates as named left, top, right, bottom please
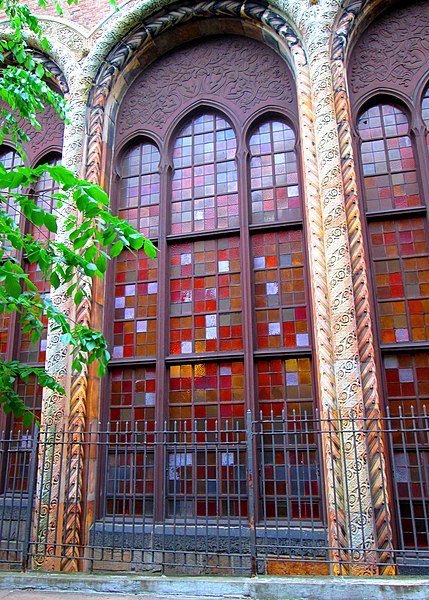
left=292, top=2, right=394, bottom=574
left=33, top=80, right=89, bottom=573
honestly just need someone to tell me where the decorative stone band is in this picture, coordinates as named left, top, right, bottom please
left=330, top=0, right=395, bottom=574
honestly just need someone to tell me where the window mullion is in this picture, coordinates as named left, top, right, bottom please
left=236, top=140, right=255, bottom=419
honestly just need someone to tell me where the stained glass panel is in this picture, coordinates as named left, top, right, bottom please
left=422, top=87, right=429, bottom=153
left=256, top=358, right=314, bottom=419
left=358, top=105, right=420, bottom=212
left=18, top=261, right=49, bottom=364
left=170, top=238, right=242, bottom=354
left=113, top=250, right=158, bottom=359
left=169, top=362, right=245, bottom=430
left=31, top=155, right=62, bottom=241
left=0, top=148, right=23, bottom=233
left=383, top=353, right=429, bottom=418
left=119, top=142, right=160, bottom=238
left=5, top=376, right=42, bottom=491
left=110, top=367, right=156, bottom=429
left=252, top=231, right=308, bottom=350
left=369, top=219, right=429, bottom=343
left=172, top=114, right=238, bottom=234
left=249, top=121, right=300, bottom=223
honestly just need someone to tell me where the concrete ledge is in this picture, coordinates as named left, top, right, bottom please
left=1, top=572, right=429, bottom=599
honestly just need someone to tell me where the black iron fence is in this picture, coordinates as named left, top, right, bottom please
left=0, top=410, right=428, bottom=575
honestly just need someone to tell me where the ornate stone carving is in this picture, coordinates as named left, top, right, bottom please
left=331, top=0, right=395, bottom=575
left=117, top=36, right=294, bottom=135
left=349, top=0, right=429, bottom=97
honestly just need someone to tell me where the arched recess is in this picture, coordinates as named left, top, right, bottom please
left=0, top=58, right=65, bottom=433
left=100, top=29, right=326, bottom=536
left=344, top=0, right=429, bottom=564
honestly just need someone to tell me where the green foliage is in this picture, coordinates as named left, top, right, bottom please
left=0, top=0, right=154, bottom=423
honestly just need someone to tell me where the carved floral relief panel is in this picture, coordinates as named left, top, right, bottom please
left=117, top=35, right=297, bottom=140
left=348, top=0, right=429, bottom=104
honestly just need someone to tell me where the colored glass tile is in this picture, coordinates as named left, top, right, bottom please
left=250, top=121, right=301, bottom=224
left=169, top=238, right=242, bottom=354
left=252, top=231, right=308, bottom=350
left=119, top=142, right=160, bottom=238
left=358, top=104, right=421, bottom=212
left=172, top=114, right=238, bottom=233
left=113, top=250, right=158, bottom=358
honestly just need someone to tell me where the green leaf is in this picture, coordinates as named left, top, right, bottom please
left=44, top=213, right=57, bottom=233
left=4, top=274, right=21, bottom=299
left=110, top=240, right=123, bottom=258
left=95, top=253, right=107, bottom=273
left=74, top=288, right=83, bottom=306
left=50, top=271, right=61, bottom=289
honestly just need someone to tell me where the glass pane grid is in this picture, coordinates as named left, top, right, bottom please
left=358, top=104, right=420, bottom=211
left=169, top=237, right=242, bottom=355
left=113, top=250, right=158, bottom=359
left=31, top=155, right=62, bottom=241
left=249, top=121, right=301, bottom=223
left=169, top=362, right=245, bottom=431
left=119, top=142, right=160, bottom=238
left=172, top=113, right=238, bottom=234
left=370, top=219, right=429, bottom=344
left=19, top=262, right=49, bottom=364
left=110, top=367, right=156, bottom=430
left=253, top=231, right=308, bottom=350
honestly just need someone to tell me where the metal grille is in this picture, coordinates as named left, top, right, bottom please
left=0, top=410, right=428, bottom=574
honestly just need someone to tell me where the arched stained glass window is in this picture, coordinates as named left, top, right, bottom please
left=250, top=121, right=300, bottom=223
left=119, top=142, right=160, bottom=238
left=171, top=114, right=238, bottom=233
left=422, top=87, right=429, bottom=151
left=109, top=34, right=319, bottom=525
left=358, top=104, right=420, bottom=212
left=358, top=106, right=429, bottom=346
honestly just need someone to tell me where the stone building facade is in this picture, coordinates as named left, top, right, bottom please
left=1, top=0, right=429, bottom=577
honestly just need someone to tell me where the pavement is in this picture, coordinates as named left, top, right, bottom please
left=1, top=573, right=429, bottom=600
left=0, top=593, right=206, bottom=600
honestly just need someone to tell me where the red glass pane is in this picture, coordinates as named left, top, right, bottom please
left=383, top=353, right=429, bottom=417
left=169, top=238, right=242, bottom=354
left=172, top=114, right=238, bottom=234
left=249, top=121, right=300, bottom=223
left=31, top=155, right=62, bottom=241
left=370, top=219, right=429, bottom=343
left=109, top=367, right=156, bottom=429
left=252, top=231, right=307, bottom=350
left=119, top=142, right=160, bottom=238
left=0, top=148, right=23, bottom=235
left=113, top=249, right=158, bottom=359
left=358, top=105, right=420, bottom=211
left=0, top=310, right=9, bottom=359
left=169, top=362, right=244, bottom=430
left=18, top=262, right=49, bottom=364
left=256, top=357, right=314, bottom=419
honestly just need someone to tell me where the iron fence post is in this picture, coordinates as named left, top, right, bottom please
left=246, top=410, right=257, bottom=575
left=22, top=425, right=39, bottom=572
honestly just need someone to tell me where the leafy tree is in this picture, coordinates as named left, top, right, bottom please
left=0, top=0, right=155, bottom=425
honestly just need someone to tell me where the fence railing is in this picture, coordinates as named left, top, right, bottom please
left=0, top=410, right=428, bottom=575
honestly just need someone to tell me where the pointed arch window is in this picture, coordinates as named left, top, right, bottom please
left=106, top=33, right=321, bottom=524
